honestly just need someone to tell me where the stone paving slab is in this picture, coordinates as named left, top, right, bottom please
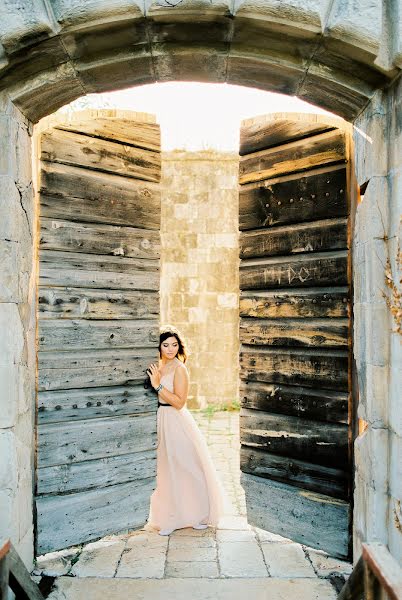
left=47, top=576, right=338, bottom=599
left=305, top=548, right=354, bottom=577
left=219, top=541, right=269, bottom=577
left=71, top=540, right=126, bottom=578
left=261, top=543, right=316, bottom=578
left=165, top=561, right=220, bottom=578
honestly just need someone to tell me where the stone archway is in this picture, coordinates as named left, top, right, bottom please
left=0, top=0, right=400, bottom=567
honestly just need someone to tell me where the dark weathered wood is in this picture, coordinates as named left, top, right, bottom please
left=240, top=446, right=348, bottom=498
left=239, top=288, right=349, bottom=318
left=40, top=217, right=160, bottom=259
left=39, top=161, right=160, bottom=229
left=41, top=129, right=161, bottom=182
left=56, top=118, right=160, bottom=151
left=240, top=217, right=348, bottom=259
left=240, top=408, right=348, bottom=468
left=240, top=251, right=348, bottom=290
left=38, top=348, right=155, bottom=391
left=38, top=287, right=159, bottom=320
left=240, top=346, right=349, bottom=390
left=242, top=473, right=350, bottom=559
left=8, top=544, right=44, bottom=600
left=38, top=319, right=158, bottom=351
left=39, top=250, right=159, bottom=291
left=37, top=413, right=156, bottom=467
left=239, top=129, right=346, bottom=184
left=240, top=380, right=348, bottom=424
left=239, top=166, right=347, bottom=230
left=36, top=114, right=161, bottom=555
left=38, top=385, right=157, bottom=424
left=337, top=556, right=364, bottom=600
left=37, top=449, right=156, bottom=495
left=238, top=116, right=353, bottom=559
left=240, top=118, right=335, bottom=155
left=240, top=317, right=348, bottom=347
left=362, top=543, right=402, bottom=600
left=0, top=540, right=10, bottom=600
left=36, top=477, right=156, bottom=555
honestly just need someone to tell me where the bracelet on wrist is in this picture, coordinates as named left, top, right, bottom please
left=155, top=383, right=163, bottom=392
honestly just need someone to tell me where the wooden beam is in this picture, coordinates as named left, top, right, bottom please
left=8, top=544, right=44, bottom=600
left=239, top=166, right=347, bottom=230
left=40, top=129, right=161, bottom=182
left=362, top=543, right=402, bottom=600
left=239, top=129, right=346, bottom=184
left=240, top=287, right=349, bottom=319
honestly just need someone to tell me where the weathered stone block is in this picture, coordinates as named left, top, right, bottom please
left=388, top=495, right=402, bottom=565
left=325, top=0, right=382, bottom=61
left=0, top=431, right=17, bottom=490
left=0, top=365, right=18, bottom=428
left=0, top=0, right=56, bottom=53
left=0, top=303, right=25, bottom=366
left=353, top=90, right=388, bottom=185
left=50, top=0, right=144, bottom=28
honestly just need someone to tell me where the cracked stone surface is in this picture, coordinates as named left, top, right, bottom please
left=33, top=410, right=352, bottom=598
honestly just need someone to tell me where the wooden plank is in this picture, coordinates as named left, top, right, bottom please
left=240, top=317, right=349, bottom=348
left=241, top=472, right=349, bottom=558
left=37, top=413, right=157, bottom=468
left=240, top=380, right=348, bottom=424
left=240, top=251, right=348, bottom=290
left=240, top=217, right=348, bottom=259
left=37, top=448, right=156, bottom=495
left=337, top=556, right=364, bottom=600
left=239, top=288, right=349, bottom=318
left=56, top=118, right=160, bottom=151
left=8, top=544, right=45, bottom=600
left=239, top=129, right=346, bottom=184
left=240, top=346, right=349, bottom=390
left=240, top=446, right=348, bottom=499
left=38, top=287, right=159, bottom=320
left=0, top=541, right=9, bottom=562
left=40, top=217, right=160, bottom=259
left=240, top=408, right=348, bottom=468
left=40, top=129, right=161, bottom=182
left=362, top=543, right=402, bottom=600
left=239, top=166, right=347, bottom=230
left=240, top=119, right=335, bottom=155
left=38, top=319, right=158, bottom=351
left=0, top=547, right=8, bottom=600
left=39, top=250, right=159, bottom=291
left=38, top=385, right=157, bottom=424
left=38, top=348, right=155, bottom=391
left=36, top=477, right=155, bottom=554
left=39, top=162, right=160, bottom=229
left=239, top=117, right=334, bottom=156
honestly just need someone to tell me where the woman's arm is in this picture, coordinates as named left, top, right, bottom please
left=158, top=364, right=189, bottom=410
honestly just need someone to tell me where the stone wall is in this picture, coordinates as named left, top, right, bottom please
left=160, top=151, right=240, bottom=409
left=0, top=94, right=36, bottom=566
left=352, top=74, right=402, bottom=563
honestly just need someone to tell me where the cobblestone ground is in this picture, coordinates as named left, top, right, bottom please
left=37, top=410, right=352, bottom=598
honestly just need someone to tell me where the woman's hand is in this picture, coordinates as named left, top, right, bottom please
left=147, top=363, right=161, bottom=390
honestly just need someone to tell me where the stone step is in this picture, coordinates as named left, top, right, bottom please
left=48, top=576, right=337, bottom=599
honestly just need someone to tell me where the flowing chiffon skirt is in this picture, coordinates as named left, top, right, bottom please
left=147, top=402, right=226, bottom=531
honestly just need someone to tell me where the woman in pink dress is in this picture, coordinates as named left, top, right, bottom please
left=146, top=326, right=226, bottom=536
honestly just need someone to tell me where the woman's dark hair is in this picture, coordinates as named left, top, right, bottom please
left=159, top=327, right=188, bottom=363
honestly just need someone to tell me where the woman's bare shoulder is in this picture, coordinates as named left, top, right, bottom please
left=174, top=360, right=188, bottom=375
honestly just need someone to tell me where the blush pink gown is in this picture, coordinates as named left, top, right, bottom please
left=146, top=359, right=226, bottom=532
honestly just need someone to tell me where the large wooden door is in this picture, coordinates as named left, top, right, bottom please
left=34, top=111, right=161, bottom=554
left=238, top=114, right=354, bottom=559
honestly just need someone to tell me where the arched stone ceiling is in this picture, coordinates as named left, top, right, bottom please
left=0, top=0, right=400, bottom=122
